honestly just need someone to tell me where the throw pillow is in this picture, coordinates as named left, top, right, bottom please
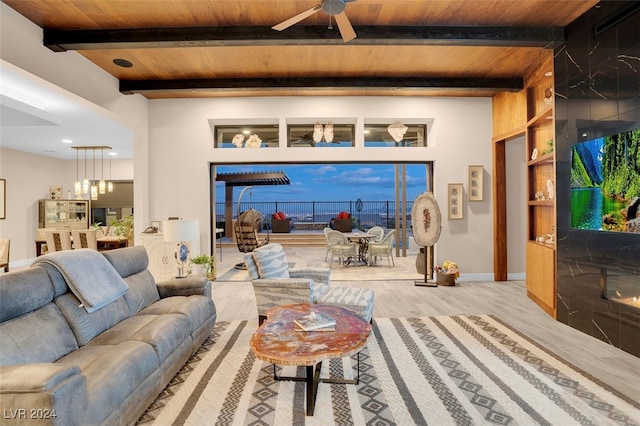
left=252, top=244, right=290, bottom=279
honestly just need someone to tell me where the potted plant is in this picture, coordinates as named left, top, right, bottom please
left=190, top=254, right=214, bottom=278
left=110, top=215, right=134, bottom=246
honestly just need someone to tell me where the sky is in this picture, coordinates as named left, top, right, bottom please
left=216, top=164, right=428, bottom=203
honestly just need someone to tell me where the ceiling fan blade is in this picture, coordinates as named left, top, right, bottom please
left=334, top=11, right=357, bottom=42
left=272, top=5, right=322, bottom=31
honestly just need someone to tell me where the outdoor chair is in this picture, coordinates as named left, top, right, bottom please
left=246, top=243, right=374, bottom=324
left=369, top=229, right=396, bottom=267
left=44, top=230, right=72, bottom=252
left=71, top=229, right=98, bottom=250
left=326, top=229, right=357, bottom=268
left=234, top=209, right=269, bottom=269
left=0, top=239, right=10, bottom=272
left=366, top=226, right=385, bottom=243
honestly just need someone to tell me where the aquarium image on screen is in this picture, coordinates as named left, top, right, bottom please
left=571, top=128, right=640, bottom=233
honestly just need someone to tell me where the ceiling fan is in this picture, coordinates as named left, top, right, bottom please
left=272, top=0, right=358, bottom=43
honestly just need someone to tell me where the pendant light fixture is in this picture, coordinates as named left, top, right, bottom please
left=99, top=148, right=106, bottom=194
left=82, top=149, right=89, bottom=194
left=108, top=149, right=114, bottom=192
left=90, top=149, right=98, bottom=201
left=74, top=149, right=82, bottom=197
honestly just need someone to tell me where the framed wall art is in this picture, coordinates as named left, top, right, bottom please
left=468, top=165, right=484, bottom=201
left=448, top=183, right=464, bottom=220
left=50, top=185, right=62, bottom=200
left=0, top=179, right=5, bottom=219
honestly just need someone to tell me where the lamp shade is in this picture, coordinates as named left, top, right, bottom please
left=163, top=220, right=200, bottom=242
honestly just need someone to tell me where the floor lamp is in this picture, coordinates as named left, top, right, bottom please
left=163, top=219, right=200, bottom=278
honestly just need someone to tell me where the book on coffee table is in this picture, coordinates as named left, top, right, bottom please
left=293, top=311, right=336, bottom=332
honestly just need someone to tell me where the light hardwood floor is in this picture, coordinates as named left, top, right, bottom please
left=211, top=247, right=640, bottom=403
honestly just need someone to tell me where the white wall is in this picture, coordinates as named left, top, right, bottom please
left=148, top=96, right=497, bottom=277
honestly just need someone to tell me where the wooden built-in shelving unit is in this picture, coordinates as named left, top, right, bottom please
left=492, top=50, right=556, bottom=317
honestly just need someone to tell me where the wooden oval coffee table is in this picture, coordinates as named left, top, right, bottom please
left=249, top=303, right=371, bottom=416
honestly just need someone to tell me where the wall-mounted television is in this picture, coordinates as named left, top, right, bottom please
left=570, top=128, right=640, bottom=233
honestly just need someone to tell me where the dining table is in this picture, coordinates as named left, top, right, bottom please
left=343, top=231, right=374, bottom=266
left=35, top=235, right=129, bottom=256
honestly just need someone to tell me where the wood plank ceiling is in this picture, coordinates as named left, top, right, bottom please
left=3, top=0, right=598, bottom=98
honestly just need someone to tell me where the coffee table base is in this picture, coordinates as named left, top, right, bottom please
left=272, top=353, right=361, bottom=416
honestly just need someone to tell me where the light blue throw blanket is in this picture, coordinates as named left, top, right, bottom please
left=33, top=248, right=129, bottom=313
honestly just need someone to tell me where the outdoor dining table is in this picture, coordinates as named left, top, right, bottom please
left=343, top=231, right=374, bottom=265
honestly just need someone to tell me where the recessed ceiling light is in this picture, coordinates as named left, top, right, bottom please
left=113, top=58, right=133, bottom=68
left=109, top=152, right=118, bottom=156
left=62, top=139, right=73, bottom=144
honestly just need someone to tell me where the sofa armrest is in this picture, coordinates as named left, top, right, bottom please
left=157, top=276, right=211, bottom=298
left=289, top=268, right=331, bottom=286
left=251, top=278, right=314, bottom=316
left=0, top=364, right=87, bottom=425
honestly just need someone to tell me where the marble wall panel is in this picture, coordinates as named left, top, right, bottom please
left=554, top=2, right=639, bottom=357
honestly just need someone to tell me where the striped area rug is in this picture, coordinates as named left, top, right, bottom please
left=137, top=315, right=639, bottom=425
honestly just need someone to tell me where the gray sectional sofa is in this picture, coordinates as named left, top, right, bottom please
left=0, top=246, right=217, bottom=425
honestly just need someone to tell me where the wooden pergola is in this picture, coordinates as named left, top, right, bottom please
left=215, top=171, right=291, bottom=236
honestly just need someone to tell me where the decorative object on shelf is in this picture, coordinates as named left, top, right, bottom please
left=547, top=179, right=555, bottom=200
left=448, top=183, right=464, bottom=220
left=164, top=219, right=200, bottom=278
left=323, top=121, right=334, bottom=142
left=50, top=185, right=62, bottom=200
left=411, top=191, right=442, bottom=287
left=468, top=165, right=484, bottom=201
left=535, top=191, right=546, bottom=201
left=387, top=121, right=408, bottom=143
left=544, top=87, right=553, bottom=106
left=0, top=179, right=5, bottom=220
left=244, top=134, right=262, bottom=148
left=313, top=121, right=323, bottom=143
left=531, top=148, right=539, bottom=160
left=231, top=133, right=245, bottom=148
left=544, top=139, right=554, bottom=154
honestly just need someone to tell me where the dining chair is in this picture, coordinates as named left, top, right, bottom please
left=44, top=230, right=72, bottom=252
left=366, top=226, right=385, bottom=243
left=326, top=229, right=357, bottom=268
left=0, top=239, right=10, bottom=272
left=369, top=229, right=396, bottom=267
left=72, top=229, right=98, bottom=250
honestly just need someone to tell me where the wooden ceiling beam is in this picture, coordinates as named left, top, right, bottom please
left=44, top=25, right=564, bottom=52
left=120, top=76, right=523, bottom=95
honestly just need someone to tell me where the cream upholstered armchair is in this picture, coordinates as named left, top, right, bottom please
left=246, top=243, right=331, bottom=324
left=246, top=243, right=375, bottom=324
left=369, top=229, right=396, bottom=267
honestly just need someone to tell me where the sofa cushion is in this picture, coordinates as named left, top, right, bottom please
left=0, top=303, right=79, bottom=365
left=86, top=314, right=191, bottom=364
left=252, top=244, right=290, bottom=279
left=0, top=267, right=54, bottom=322
left=58, top=341, right=160, bottom=425
left=138, top=296, right=214, bottom=336
left=55, top=292, right=131, bottom=346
